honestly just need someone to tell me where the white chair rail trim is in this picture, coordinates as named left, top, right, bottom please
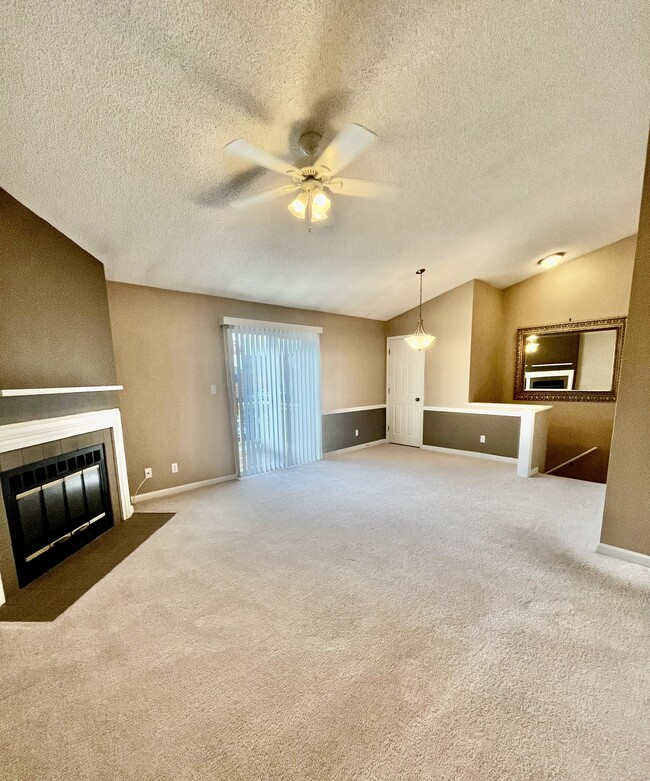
left=323, top=404, right=386, bottom=415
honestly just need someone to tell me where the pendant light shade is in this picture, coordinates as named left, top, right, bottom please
left=404, top=268, right=435, bottom=350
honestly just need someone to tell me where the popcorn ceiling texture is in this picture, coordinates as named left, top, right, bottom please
left=0, top=1, right=648, bottom=318
left=0, top=446, right=648, bottom=779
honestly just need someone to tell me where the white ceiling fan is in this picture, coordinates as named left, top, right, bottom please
left=224, top=123, right=395, bottom=223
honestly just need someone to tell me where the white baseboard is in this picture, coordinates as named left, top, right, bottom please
left=325, top=439, right=388, bottom=456
left=420, top=444, right=517, bottom=464
left=596, top=543, right=650, bottom=569
left=132, top=474, right=238, bottom=504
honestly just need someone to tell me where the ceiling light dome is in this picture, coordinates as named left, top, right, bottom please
left=537, top=252, right=566, bottom=269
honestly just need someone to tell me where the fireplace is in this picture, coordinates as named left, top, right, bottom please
left=0, top=408, right=133, bottom=604
left=1, top=444, right=114, bottom=587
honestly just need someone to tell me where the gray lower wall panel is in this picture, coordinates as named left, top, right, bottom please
left=322, top=408, right=386, bottom=453
left=423, top=411, right=520, bottom=458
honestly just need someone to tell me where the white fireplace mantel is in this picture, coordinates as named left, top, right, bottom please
left=0, top=408, right=133, bottom=521
left=0, top=385, right=123, bottom=397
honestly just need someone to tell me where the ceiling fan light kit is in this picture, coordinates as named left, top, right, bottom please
left=224, top=123, right=396, bottom=224
left=288, top=179, right=332, bottom=223
left=405, top=269, right=436, bottom=351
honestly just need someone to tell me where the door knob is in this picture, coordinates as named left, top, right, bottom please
left=415, top=397, right=420, bottom=402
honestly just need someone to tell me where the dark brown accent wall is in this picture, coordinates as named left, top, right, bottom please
left=423, top=411, right=520, bottom=458
left=0, top=190, right=118, bottom=424
left=322, top=408, right=386, bottom=453
left=601, top=139, right=650, bottom=556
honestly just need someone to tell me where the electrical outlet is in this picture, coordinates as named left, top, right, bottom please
left=210, top=384, right=217, bottom=395
left=171, top=463, right=179, bottom=473
left=355, top=429, right=359, bottom=437
left=480, top=435, right=486, bottom=444
left=144, top=467, right=153, bottom=479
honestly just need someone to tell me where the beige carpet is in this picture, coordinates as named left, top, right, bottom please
left=0, top=445, right=648, bottom=780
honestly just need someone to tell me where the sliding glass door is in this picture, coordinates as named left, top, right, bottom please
left=223, top=322, right=322, bottom=476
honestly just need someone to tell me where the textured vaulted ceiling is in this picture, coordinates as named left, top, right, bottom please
left=1, top=1, right=648, bottom=319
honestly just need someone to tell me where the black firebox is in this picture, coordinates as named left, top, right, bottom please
left=1, top=445, right=114, bottom=587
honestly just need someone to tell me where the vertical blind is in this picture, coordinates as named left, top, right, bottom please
left=223, top=322, right=322, bottom=476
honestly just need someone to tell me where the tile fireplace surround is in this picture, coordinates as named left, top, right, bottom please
left=0, top=408, right=133, bottom=605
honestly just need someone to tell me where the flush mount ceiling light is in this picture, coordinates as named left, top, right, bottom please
left=224, top=124, right=397, bottom=225
left=537, top=252, right=566, bottom=269
left=405, top=269, right=436, bottom=351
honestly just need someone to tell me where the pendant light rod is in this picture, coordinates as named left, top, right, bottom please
left=405, top=268, right=435, bottom=351
left=416, top=268, right=426, bottom=318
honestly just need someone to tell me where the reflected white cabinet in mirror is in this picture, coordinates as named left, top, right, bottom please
left=514, top=318, right=626, bottom=402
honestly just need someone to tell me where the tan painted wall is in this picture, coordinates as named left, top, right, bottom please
left=499, top=235, right=637, bottom=482
left=0, top=190, right=119, bottom=425
left=385, top=281, right=474, bottom=407
left=601, top=142, right=650, bottom=556
left=106, top=282, right=386, bottom=493
left=469, top=280, right=503, bottom=403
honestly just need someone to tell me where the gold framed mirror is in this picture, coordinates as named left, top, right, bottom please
left=514, top=317, right=626, bottom=402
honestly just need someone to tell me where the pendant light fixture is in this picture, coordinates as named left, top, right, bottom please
left=404, top=269, right=435, bottom=350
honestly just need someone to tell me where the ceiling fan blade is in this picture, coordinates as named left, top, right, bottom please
left=230, top=184, right=300, bottom=209
left=328, top=178, right=397, bottom=199
left=314, top=124, right=378, bottom=177
left=224, top=139, right=301, bottom=178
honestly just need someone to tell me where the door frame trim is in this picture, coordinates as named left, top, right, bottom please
left=386, top=336, right=425, bottom=447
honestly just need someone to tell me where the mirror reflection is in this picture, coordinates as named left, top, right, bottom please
left=515, top=317, right=625, bottom=402
left=524, top=329, right=618, bottom=391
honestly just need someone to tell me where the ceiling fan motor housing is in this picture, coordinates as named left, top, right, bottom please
left=300, top=169, right=322, bottom=184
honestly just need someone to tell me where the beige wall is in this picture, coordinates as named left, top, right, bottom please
left=469, top=280, right=503, bottom=403
left=499, top=235, right=637, bottom=482
left=601, top=142, right=650, bottom=556
left=0, top=190, right=119, bottom=425
left=386, top=281, right=474, bottom=407
left=107, top=282, right=385, bottom=493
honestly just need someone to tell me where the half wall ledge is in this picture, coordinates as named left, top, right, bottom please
left=422, top=403, right=552, bottom=478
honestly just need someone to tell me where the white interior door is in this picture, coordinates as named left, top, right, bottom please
left=386, top=337, right=425, bottom=447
